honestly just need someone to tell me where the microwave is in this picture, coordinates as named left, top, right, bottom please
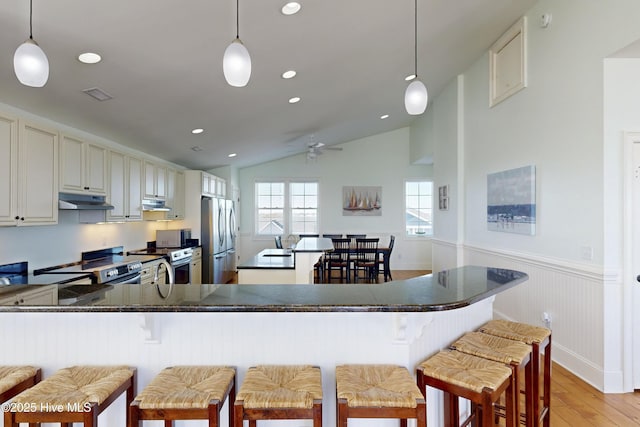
left=156, top=229, right=191, bottom=248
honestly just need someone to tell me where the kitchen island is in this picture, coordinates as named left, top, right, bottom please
left=0, top=266, right=527, bottom=427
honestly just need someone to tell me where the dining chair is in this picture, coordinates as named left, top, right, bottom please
left=353, top=238, right=379, bottom=283
left=275, top=235, right=283, bottom=249
left=378, top=235, right=395, bottom=281
left=326, top=238, right=352, bottom=283
left=322, top=234, right=342, bottom=239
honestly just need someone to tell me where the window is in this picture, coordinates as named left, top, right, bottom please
left=255, top=181, right=318, bottom=236
left=405, top=181, right=433, bottom=236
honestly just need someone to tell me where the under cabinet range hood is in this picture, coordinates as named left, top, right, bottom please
left=59, top=192, right=114, bottom=210
left=58, top=192, right=114, bottom=224
left=142, top=199, right=171, bottom=212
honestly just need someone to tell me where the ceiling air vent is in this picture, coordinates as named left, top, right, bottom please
left=82, top=87, right=113, bottom=101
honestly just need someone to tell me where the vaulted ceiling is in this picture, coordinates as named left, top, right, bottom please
left=0, top=0, right=537, bottom=169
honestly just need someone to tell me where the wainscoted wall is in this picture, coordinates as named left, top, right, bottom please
left=432, top=239, right=609, bottom=391
left=1, top=300, right=494, bottom=427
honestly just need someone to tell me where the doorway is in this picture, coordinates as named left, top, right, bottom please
left=625, top=132, right=640, bottom=390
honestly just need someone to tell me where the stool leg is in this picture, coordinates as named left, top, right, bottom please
left=400, top=419, right=407, bottom=427
left=234, top=401, right=243, bottom=427
left=543, top=339, right=552, bottom=427
left=337, top=398, right=347, bottom=427
left=228, top=380, right=236, bottom=427
left=207, top=401, right=220, bottom=427
left=165, top=421, right=174, bottom=427
left=532, top=342, right=541, bottom=426
left=313, top=400, right=322, bottom=427
left=525, top=359, right=534, bottom=427
left=249, top=421, right=256, bottom=427
left=481, top=390, right=494, bottom=427
left=443, top=391, right=459, bottom=426
left=129, top=401, right=140, bottom=427
left=83, top=404, right=98, bottom=427
left=416, top=400, right=426, bottom=427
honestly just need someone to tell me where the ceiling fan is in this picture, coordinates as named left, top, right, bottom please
left=306, top=136, right=342, bottom=160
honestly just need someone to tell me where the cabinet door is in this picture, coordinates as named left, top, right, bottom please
left=143, top=160, right=156, bottom=199
left=60, top=134, right=85, bottom=193
left=18, top=121, right=58, bottom=225
left=174, top=171, right=185, bottom=219
left=156, top=164, right=167, bottom=199
left=190, top=259, right=202, bottom=284
left=127, top=156, right=143, bottom=220
left=0, top=112, right=18, bottom=225
left=86, top=143, right=107, bottom=194
left=107, top=150, right=127, bottom=221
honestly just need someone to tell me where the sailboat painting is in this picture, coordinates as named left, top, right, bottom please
left=343, top=186, right=382, bottom=216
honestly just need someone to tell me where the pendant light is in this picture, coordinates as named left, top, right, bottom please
left=404, top=0, right=427, bottom=115
left=223, top=0, right=251, bottom=87
left=14, top=0, right=49, bottom=88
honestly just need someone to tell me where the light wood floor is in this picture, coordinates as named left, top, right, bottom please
left=230, top=269, right=640, bottom=425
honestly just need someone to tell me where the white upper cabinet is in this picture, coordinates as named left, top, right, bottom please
left=1, top=120, right=59, bottom=226
left=166, top=168, right=185, bottom=220
left=144, top=160, right=167, bottom=200
left=0, top=112, right=18, bottom=225
left=60, top=134, right=108, bottom=195
left=201, top=172, right=226, bottom=198
left=107, top=150, right=143, bottom=222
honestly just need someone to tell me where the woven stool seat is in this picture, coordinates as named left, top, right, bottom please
left=336, top=364, right=425, bottom=427
left=5, top=365, right=135, bottom=427
left=417, top=349, right=514, bottom=427
left=336, top=364, right=423, bottom=408
left=0, top=366, right=39, bottom=395
left=451, top=331, right=531, bottom=364
left=236, top=365, right=322, bottom=409
left=235, top=365, right=322, bottom=427
left=130, top=366, right=236, bottom=427
left=136, top=366, right=235, bottom=409
left=478, top=319, right=550, bottom=344
left=419, top=349, right=511, bottom=393
left=12, top=365, right=134, bottom=407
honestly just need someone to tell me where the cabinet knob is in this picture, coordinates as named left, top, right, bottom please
left=20, top=217, right=24, bottom=221
left=14, top=216, right=19, bottom=220
left=84, top=186, right=90, bottom=190
left=14, top=300, right=19, bottom=305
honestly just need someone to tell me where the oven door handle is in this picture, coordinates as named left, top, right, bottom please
left=116, top=273, right=142, bottom=284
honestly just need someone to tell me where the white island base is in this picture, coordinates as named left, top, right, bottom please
left=0, top=298, right=494, bottom=427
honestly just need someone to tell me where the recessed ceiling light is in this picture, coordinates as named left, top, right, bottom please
left=405, top=74, right=416, bottom=81
left=228, top=153, right=237, bottom=158
left=281, top=2, right=301, bottom=15
left=282, top=70, right=297, bottom=79
left=191, top=128, right=204, bottom=134
left=289, top=96, right=301, bottom=104
left=78, top=52, right=102, bottom=64
left=380, top=114, right=389, bottom=119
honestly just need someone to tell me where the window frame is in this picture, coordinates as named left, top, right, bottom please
left=254, top=179, right=319, bottom=238
left=404, top=179, right=434, bottom=238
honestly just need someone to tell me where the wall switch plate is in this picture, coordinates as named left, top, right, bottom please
left=580, top=246, right=594, bottom=261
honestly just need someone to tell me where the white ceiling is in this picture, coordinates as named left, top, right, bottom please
left=0, top=0, right=537, bottom=169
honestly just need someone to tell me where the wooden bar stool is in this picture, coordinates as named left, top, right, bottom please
left=450, top=332, right=533, bottom=427
left=478, top=319, right=551, bottom=427
left=234, top=365, right=322, bottom=427
left=417, top=349, right=514, bottom=427
left=0, top=366, right=41, bottom=427
left=129, top=365, right=236, bottom=427
left=336, top=364, right=425, bottom=427
left=0, top=366, right=41, bottom=403
left=4, top=365, right=136, bottom=427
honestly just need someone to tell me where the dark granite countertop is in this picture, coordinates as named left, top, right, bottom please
left=0, top=266, right=528, bottom=313
left=238, top=249, right=295, bottom=269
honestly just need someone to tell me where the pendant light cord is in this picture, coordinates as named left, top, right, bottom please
left=413, top=0, right=418, bottom=77
left=236, top=0, right=240, bottom=39
left=29, top=0, right=34, bottom=40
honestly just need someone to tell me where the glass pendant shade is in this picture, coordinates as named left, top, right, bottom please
left=404, top=79, right=428, bottom=115
left=223, top=38, right=251, bottom=87
left=14, top=38, right=49, bottom=87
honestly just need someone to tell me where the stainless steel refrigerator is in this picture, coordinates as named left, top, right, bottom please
left=201, top=196, right=227, bottom=284
left=224, top=199, right=237, bottom=283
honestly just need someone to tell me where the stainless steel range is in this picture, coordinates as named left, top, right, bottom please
left=34, top=247, right=144, bottom=285
left=128, top=246, right=193, bottom=284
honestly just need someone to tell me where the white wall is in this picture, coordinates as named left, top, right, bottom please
left=416, top=0, right=640, bottom=391
left=237, top=128, right=433, bottom=270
